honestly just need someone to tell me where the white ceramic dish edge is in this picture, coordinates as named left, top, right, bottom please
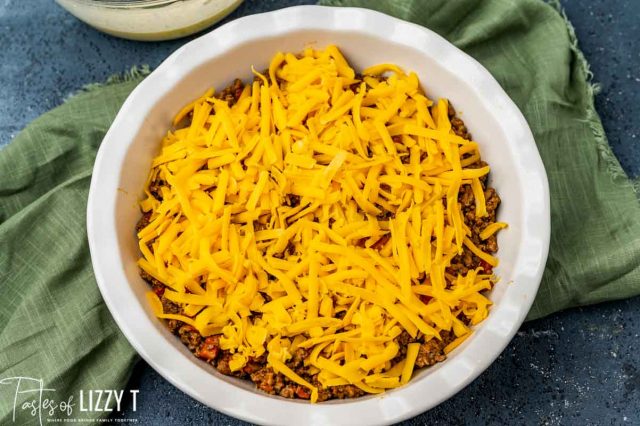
left=87, top=6, right=550, bottom=425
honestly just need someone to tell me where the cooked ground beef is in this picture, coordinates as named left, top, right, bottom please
left=415, top=341, right=447, bottom=368
left=250, top=367, right=287, bottom=394
left=449, top=103, right=472, bottom=141
left=215, top=352, right=235, bottom=376
left=137, top=80, right=501, bottom=401
left=449, top=166, right=502, bottom=276
left=178, top=325, right=202, bottom=352
left=287, top=348, right=311, bottom=370
left=140, top=269, right=163, bottom=290
left=217, top=78, right=244, bottom=106
left=160, top=295, right=180, bottom=315
left=325, top=384, right=365, bottom=399
left=148, top=179, right=165, bottom=202
left=136, top=211, right=152, bottom=233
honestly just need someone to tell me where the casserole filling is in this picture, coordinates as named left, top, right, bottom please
left=136, top=46, right=504, bottom=401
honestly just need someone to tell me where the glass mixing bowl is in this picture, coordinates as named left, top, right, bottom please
left=56, top=0, right=244, bottom=41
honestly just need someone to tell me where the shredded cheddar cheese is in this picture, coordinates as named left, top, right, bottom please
left=138, top=46, right=507, bottom=401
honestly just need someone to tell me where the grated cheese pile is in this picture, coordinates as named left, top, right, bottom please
left=138, top=45, right=506, bottom=402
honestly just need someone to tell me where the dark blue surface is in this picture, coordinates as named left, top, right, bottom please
left=1, top=0, right=639, bottom=425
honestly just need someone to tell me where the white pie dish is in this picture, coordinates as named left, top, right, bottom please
left=87, top=5, right=550, bottom=425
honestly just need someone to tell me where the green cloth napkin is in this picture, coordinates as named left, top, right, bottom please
left=2, top=0, right=640, bottom=423
left=0, top=80, right=141, bottom=424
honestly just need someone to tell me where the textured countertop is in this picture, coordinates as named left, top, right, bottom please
left=1, top=0, right=639, bottom=424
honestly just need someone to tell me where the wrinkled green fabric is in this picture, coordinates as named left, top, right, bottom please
left=2, top=0, right=640, bottom=423
left=0, top=81, right=140, bottom=425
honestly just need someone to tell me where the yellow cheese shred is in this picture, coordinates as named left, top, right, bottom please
left=444, top=332, right=471, bottom=354
left=463, top=237, right=499, bottom=267
left=479, top=222, right=508, bottom=240
left=138, top=45, right=507, bottom=402
left=401, top=342, right=420, bottom=384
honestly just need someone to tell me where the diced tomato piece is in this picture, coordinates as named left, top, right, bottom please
left=295, top=386, right=311, bottom=399
left=196, top=336, right=220, bottom=361
left=479, top=260, right=493, bottom=274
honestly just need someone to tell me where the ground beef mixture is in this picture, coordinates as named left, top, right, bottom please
left=136, top=77, right=501, bottom=402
